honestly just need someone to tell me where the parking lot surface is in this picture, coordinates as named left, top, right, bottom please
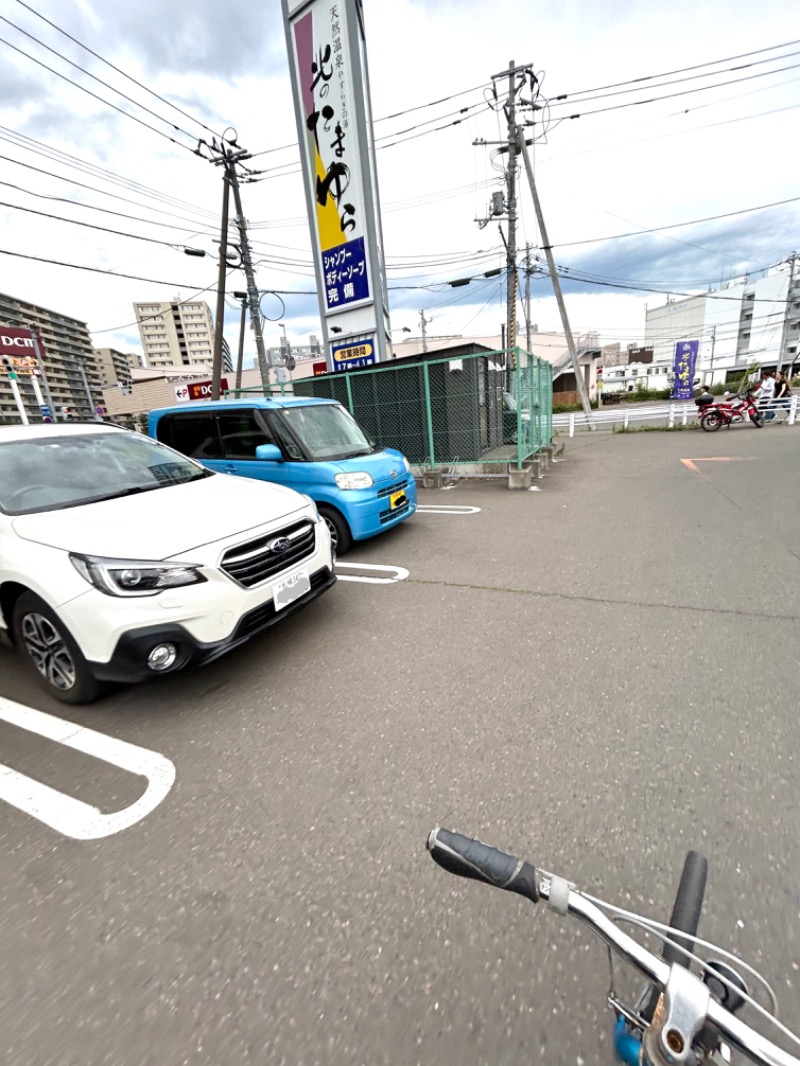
left=1, top=427, right=799, bottom=1065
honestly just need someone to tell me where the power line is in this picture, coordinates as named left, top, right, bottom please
left=92, top=274, right=233, bottom=335
left=248, top=80, right=493, bottom=159
left=550, top=37, right=800, bottom=102
left=542, top=194, right=800, bottom=249
left=548, top=47, right=800, bottom=109
left=0, top=126, right=219, bottom=220
left=12, top=0, right=222, bottom=139
left=0, top=248, right=227, bottom=288
left=0, top=152, right=222, bottom=231
left=0, top=33, right=197, bottom=153
left=547, top=60, right=800, bottom=121
left=0, top=12, right=203, bottom=144
left=0, top=176, right=219, bottom=238
left=0, top=197, right=203, bottom=248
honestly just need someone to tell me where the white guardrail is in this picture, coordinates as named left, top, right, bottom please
left=554, top=396, right=799, bottom=436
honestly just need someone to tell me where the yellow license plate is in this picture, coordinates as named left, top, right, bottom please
left=389, top=490, right=406, bottom=510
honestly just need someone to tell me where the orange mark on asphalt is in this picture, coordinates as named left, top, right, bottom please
left=680, top=457, right=755, bottom=481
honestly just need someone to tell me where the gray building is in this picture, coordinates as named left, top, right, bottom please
left=0, top=291, right=103, bottom=423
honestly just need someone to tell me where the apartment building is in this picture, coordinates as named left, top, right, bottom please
left=0, top=291, right=103, bottom=423
left=94, top=347, right=142, bottom=388
left=645, top=257, right=800, bottom=383
left=134, top=299, right=217, bottom=370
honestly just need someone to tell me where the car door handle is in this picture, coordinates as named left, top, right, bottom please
left=223, top=463, right=237, bottom=474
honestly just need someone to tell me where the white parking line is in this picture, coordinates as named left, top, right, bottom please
left=416, top=505, right=482, bottom=515
left=335, top=562, right=410, bottom=584
left=0, top=697, right=176, bottom=841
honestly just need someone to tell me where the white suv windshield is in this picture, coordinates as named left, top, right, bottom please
left=0, top=431, right=210, bottom=515
left=279, top=404, right=374, bottom=461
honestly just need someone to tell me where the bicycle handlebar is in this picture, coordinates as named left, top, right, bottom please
left=427, top=828, right=800, bottom=1066
left=426, top=827, right=539, bottom=902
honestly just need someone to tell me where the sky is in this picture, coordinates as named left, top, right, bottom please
left=0, top=0, right=798, bottom=367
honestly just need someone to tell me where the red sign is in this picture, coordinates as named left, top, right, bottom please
left=187, top=377, right=229, bottom=400
left=312, top=361, right=328, bottom=376
left=0, top=325, right=36, bottom=352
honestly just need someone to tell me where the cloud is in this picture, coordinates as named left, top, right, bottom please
left=0, top=66, right=44, bottom=107
left=81, top=0, right=287, bottom=80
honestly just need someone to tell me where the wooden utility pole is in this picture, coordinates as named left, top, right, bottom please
left=517, top=127, right=594, bottom=425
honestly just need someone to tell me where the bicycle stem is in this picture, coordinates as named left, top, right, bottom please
left=537, top=876, right=799, bottom=1066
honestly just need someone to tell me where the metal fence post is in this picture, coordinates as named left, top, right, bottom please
left=789, top=395, right=798, bottom=426
left=668, top=403, right=675, bottom=428
left=422, top=362, right=436, bottom=466
left=569, top=412, right=575, bottom=438
left=345, top=373, right=354, bottom=414
left=623, top=409, right=629, bottom=430
left=681, top=405, right=688, bottom=426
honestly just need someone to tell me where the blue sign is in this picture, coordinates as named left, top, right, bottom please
left=321, top=236, right=370, bottom=311
left=331, top=338, right=376, bottom=372
left=39, top=404, right=51, bottom=416
left=672, top=340, right=699, bottom=400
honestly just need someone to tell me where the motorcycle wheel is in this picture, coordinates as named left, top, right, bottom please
left=750, top=412, right=763, bottom=427
left=701, top=411, right=722, bottom=432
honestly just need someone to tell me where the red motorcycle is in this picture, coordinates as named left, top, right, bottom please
left=696, top=389, right=762, bottom=432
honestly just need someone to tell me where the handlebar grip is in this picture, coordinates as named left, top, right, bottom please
left=427, top=827, right=539, bottom=903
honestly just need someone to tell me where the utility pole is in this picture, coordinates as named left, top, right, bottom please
left=200, top=132, right=271, bottom=399
left=708, top=325, right=716, bottom=380
left=524, top=242, right=533, bottom=354
left=777, top=251, right=797, bottom=372
left=229, top=173, right=272, bottom=391
left=420, top=308, right=432, bottom=353
left=516, top=128, right=593, bottom=424
left=505, top=60, right=518, bottom=362
left=211, top=170, right=230, bottom=401
left=233, top=291, right=248, bottom=391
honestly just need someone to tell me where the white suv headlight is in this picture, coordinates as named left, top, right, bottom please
left=70, top=554, right=206, bottom=597
left=402, top=456, right=412, bottom=473
left=334, top=472, right=373, bottom=490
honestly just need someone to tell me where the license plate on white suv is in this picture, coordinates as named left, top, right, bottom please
left=274, top=568, right=311, bottom=611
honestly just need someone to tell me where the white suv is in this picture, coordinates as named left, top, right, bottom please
left=0, top=423, right=335, bottom=703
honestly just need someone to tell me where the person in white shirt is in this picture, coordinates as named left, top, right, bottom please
left=756, top=371, right=776, bottom=420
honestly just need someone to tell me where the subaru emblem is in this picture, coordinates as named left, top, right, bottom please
left=268, top=536, right=291, bottom=554
left=389, top=469, right=398, bottom=479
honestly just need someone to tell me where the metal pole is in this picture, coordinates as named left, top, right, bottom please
left=7, top=373, right=29, bottom=424
left=30, top=373, right=45, bottom=414
left=229, top=165, right=271, bottom=391
left=31, top=331, right=57, bottom=420
left=777, top=252, right=797, bottom=372
left=517, top=128, right=594, bottom=425
left=235, top=296, right=247, bottom=390
left=505, top=60, right=518, bottom=363
left=74, top=359, right=95, bottom=416
left=211, top=170, right=231, bottom=401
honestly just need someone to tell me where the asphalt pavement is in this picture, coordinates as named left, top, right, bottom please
left=1, top=424, right=799, bottom=1066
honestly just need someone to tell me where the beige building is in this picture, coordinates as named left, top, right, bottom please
left=94, top=347, right=142, bottom=387
left=134, top=299, right=217, bottom=370
left=0, top=291, right=103, bottom=423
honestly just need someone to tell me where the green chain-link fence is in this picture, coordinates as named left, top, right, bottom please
left=229, top=348, right=552, bottom=469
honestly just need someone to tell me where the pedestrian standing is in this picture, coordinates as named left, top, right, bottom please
left=757, top=371, right=776, bottom=421
left=774, top=371, right=791, bottom=420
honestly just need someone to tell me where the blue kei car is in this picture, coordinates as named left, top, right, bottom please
left=148, top=398, right=417, bottom=554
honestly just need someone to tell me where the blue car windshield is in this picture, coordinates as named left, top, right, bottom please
left=279, top=405, right=375, bottom=461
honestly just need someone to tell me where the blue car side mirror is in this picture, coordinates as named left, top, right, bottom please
left=255, top=443, right=284, bottom=462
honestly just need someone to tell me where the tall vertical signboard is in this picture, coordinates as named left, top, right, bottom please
left=283, top=0, right=391, bottom=369
left=672, top=340, right=699, bottom=400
